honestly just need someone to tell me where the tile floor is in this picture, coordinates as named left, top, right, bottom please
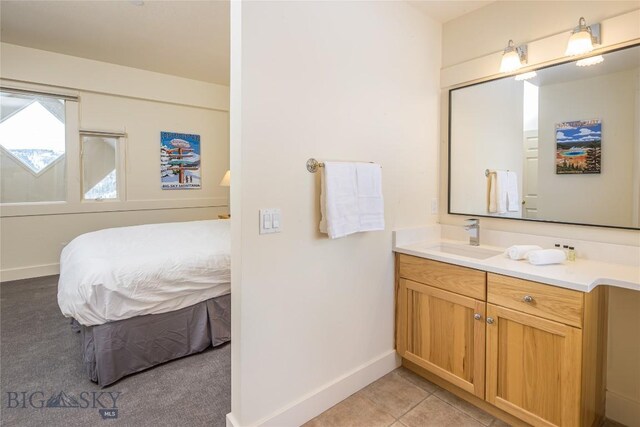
left=304, top=367, right=628, bottom=427
left=304, top=367, right=509, bottom=427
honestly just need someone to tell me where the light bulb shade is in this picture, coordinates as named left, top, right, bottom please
left=219, top=170, right=230, bottom=187
left=576, top=55, right=604, bottom=67
left=515, top=71, right=537, bottom=81
left=565, top=30, right=594, bottom=56
left=565, top=17, right=601, bottom=56
left=499, top=40, right=527, bottom=73
left=500, top=50, right=523, bottom=73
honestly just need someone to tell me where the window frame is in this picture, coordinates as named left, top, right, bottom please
left=79, top=131, right=127, bottom=203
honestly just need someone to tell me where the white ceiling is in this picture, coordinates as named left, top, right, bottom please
left=0, top=0, right=230, bottom=85
left=0, top=1, right=494, bottom=85
left=408, top=0, right=495, bottom=23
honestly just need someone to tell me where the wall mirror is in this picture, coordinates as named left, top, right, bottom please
left=449, top=44, right=640, bottom=230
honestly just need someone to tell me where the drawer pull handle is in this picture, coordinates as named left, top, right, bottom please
left=486, top=317, right=494, bottom=324
left=474, top=313, right=482, bottom=321
left=522, top=295, right=534, bottom=303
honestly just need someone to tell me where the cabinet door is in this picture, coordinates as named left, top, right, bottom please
left=485, top=304, right=582, bottom=427
left=397, top=278, right=486, bottom=398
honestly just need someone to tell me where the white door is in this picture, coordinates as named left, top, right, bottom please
left=523, top=130, right=538, bottom=219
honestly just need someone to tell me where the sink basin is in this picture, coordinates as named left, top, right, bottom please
left=424, top=242, right=503, bottom=260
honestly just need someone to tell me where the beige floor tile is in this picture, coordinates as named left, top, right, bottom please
left=490, top=418, right=512, bottom=427
left=395, top=367, right=440, bottom=394
left=433, top=388, right=495, bottom=426
left=357, top=371, right=429, bottom=418
left=390, top=422, right=407, bottom=427
left=400, top=395, right=485, bottom=427
left=303, top=393, right=396, bottom=427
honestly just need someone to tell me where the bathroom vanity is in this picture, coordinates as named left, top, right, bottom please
left=393, top=229, right=640, bottom=427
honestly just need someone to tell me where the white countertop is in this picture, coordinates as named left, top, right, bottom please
left=394, top=239, right=640, bottom=293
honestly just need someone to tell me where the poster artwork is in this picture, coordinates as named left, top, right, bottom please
left=555, top=119, right=601, bottom=174
left=160, top=131, right=201, bottom=189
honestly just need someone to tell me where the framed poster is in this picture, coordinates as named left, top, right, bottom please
left=555, top=119, right=601, bottom=174
left=160, top=131, right=201, bottom=189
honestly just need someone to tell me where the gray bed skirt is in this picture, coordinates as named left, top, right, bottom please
left=74, top=294, right=230, bottom=387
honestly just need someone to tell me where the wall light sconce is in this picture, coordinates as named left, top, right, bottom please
left=500, top=40, right=528, bottom=73
left=565, top=17, right=601, bottom=56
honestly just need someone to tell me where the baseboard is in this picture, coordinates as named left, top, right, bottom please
left=226, top=412, right=241, bottom=427
left=0, top=263, right=59, bottom=282
left=226, top=349, right=400, bottom=427
left=606, top=390, right=640, bottom=427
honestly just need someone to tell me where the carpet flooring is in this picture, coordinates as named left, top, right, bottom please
left=1, top=275, right=231, bottom=427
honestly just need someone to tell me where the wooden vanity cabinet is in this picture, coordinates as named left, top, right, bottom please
left=395, top=255, right=608, bottom=427
left=396, top=254, right=487, bottom=399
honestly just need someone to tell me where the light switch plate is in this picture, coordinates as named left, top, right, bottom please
left=259, top=208, right=282, bottom=234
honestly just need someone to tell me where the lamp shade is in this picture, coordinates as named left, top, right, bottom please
left=500, top=50, right=523, bottom=73
left=566, top=31, right=593, bottom=56
left=565, top=17, right=595, bottom=56
left=499, top=40, right=525, bottom=73
left=219, top=170, right=230, bottom=187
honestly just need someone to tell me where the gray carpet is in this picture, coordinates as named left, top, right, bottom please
left=1, top=275, right=231, bottom=427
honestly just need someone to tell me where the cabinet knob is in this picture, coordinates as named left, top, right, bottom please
left=522, top=295, right=534, bottom=303
left=474, top=313, right=482, bottom=320
left=486, top=317, right=494, bottom=324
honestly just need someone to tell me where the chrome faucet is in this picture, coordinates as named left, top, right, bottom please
left=464, top=218, right=480, bottom=246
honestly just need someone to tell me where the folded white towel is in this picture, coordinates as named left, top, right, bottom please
left=527, top=249, right=566, bottom=265
left=319, top=161, right=384, bottom=239
left=356, top=163, right=384, bottom=232
left=506, top=171, right=519, bottom=212
left=505, top=245, right=543, bottom=260
left=488, top=173, right=497, bottom=213
left=495, top=171, right=508, bottom=214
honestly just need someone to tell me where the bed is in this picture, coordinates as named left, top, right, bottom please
left=57, top=219, right=231, bottom=387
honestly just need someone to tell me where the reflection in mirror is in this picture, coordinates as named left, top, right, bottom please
left=449, top=44, right=640, bottom=229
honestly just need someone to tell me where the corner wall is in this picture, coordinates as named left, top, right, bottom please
left=0, top=44, right=230, bottom=281
left=230, top=1, right=441, bottom=425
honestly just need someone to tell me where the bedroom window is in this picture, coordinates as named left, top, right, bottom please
left=0, top=90, right=67, bottom=203
left=81, top=134, right=121, bottom=201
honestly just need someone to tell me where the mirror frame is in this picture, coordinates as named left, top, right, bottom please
left=447, top=43, right=640, bottom=231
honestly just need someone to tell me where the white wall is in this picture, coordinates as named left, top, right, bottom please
left=230, top=1, right=441, bottom=425
left=537, top=69, right=638, bottom=227
left=441, top=4, right=640, bottom=426
left=0, top=44, right=230, bottom=281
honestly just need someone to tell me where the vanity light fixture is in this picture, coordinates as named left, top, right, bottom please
left=500, top=40, right=528, bottom=73
left=565, top=17, right=601, bottom=56
left=515, top=71, right=537, bottom=81
left=576, top=55, right=604, bottom=67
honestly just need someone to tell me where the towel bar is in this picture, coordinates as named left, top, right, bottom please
left=485, top=169, right=510, bottom=177
left=306, top=158, right=380, bottom=173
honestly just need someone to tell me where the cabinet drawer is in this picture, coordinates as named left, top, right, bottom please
left=487, top=273, right=583, bottom=328
left=398, top=254, right=486, bottom=300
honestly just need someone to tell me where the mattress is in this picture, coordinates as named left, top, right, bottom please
left=58, top=219, right=230, bottom=326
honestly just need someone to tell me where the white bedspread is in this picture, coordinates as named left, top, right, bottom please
left=58, top=220, right=230, bottom=326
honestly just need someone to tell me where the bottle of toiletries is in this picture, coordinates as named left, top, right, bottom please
left=555, top=243, right=561, bottom=250
left=563, top=245, right=569, bottom=257
left=568, top=247, right=576, bottom=261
